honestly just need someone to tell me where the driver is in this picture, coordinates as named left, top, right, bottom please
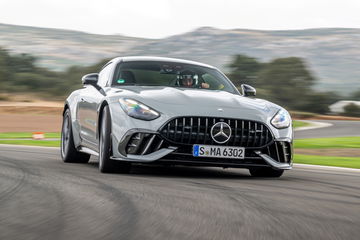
left=177, top=70, right=209, bottom=88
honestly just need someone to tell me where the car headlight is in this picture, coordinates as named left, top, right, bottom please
left=271, top=109, right=291, bottom=129
left=119, top=98, right=160, bottom=121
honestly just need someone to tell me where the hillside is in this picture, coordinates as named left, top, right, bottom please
left=0, top=23, right=359, bottom=93
left=0, top=23, right=152, bottom=69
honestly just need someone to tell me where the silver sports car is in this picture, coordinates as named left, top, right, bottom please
left=61, top=56, right=293, bottom=177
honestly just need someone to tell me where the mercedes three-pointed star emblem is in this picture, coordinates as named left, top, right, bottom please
left=210, top=122, right=232, bottom=144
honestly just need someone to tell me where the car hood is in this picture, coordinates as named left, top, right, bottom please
left=107, top=86, right=280, bottom=122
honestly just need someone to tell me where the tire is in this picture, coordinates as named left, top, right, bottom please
left=61, top=109, right=90, bottom=163
left=98, top=105, right=131, bottom=173
left=249, top=167, right=284, bottom=178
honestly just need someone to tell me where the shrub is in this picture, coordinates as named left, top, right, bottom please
left=343, top=103, right=360, bottom=117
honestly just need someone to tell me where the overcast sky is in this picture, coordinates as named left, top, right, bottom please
left=0, top=0, right=359, bottom=38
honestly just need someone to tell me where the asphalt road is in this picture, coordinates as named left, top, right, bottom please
left=0, top=144, right=359, bottom=240
left=295, top=120, right=360, bottom=139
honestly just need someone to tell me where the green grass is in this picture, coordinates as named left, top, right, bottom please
left=294, top=154, right=360, bottom=169
left=0, top=140, right=60, bottom=147
left=0, top=132, right=61, bottom=147
left=294, top=137, right=360, bottom=149
left=0, top=132, right=60, bottom=139
left=292, top=120, right=309, bottom=129
left=294, top=136, right=360, bottom=168
left=1, top=131, right=359, bottom=169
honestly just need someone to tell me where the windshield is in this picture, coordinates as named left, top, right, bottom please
left=112, top=61, right=238, bottom=94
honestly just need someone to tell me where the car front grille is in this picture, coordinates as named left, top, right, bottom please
left=158, top=117, right=273, bottom=148
left=122, top=117, right=292, bottom=166
left=123, top=132, right=292, bottom=165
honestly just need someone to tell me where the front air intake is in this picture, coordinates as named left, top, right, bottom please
left=126, top=133, right=164, bottom=155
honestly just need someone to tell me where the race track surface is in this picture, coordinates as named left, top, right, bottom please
left=0, top=145, right=359, bottom=240
left=295, top=120, right=360, bottom=139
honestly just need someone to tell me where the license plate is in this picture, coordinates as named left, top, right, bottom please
left=193, top=145, right=245, bottom=159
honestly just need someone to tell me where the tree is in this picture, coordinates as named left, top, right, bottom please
left=257, top=57, right=316, bottom=110
left=227, top=54, right=263, bottom=87
left=0, top=48, right=12, bottom=91
left=300, top=92, right=331, bottom=114
left=343, top=103, right=360, bottom=117
left=350, top=89, right=360, bottom=100
left=9, top=53, right=37, bottom=73
left=0, top=45, right=110, bottom=97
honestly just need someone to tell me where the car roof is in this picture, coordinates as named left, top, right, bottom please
left=111, top=56, right=216, bottom=69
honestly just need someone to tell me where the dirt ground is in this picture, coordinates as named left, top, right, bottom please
left=292, top=114, right=360, bottom=121
left=0, top=114, right=62, bottom=132
left=290, top=110, right=360, bottom=121
left=295, top=148, right=360, bottom=157
left=0, top=100, right=359, bottom=133
left=0, top=101, right=63, bottom=132
left=306, top=115, right=360, bottom=121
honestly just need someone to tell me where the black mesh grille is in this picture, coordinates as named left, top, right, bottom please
left=159, top=117, right=273, bottom=148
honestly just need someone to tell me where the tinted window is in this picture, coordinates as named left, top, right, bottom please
left=112, top=61, right=237, bottom=94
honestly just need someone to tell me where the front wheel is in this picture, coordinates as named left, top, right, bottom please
left=99, top=105, right=131, bottom=173
left=249, top=168, right=284, bottom=178
left=61, top=109, right=90, bottom=163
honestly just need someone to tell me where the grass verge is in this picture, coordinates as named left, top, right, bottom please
left=1, top=132, right=359, bottom=169
left=294, top=137, right=360, bottom=149
left=292, top=120, right=309, bottom=129
left=294, top=154, right=360, bottom=169
left=0, top=140, right=60, bottom=147
left=0, top=132, right=60, bottom=139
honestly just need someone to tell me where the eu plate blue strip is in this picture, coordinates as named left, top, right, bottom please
left=193, top=145, right=199, bottom=156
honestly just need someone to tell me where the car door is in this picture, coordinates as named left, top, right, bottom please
left=78, top=62, right=114, bottom=149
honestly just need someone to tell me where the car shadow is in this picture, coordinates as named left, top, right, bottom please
left=86, top=158, right=251, bottom=179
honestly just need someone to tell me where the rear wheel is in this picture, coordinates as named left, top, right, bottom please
left=249, top=167, right=284, bottom=178
left=99, top=105, right=131, bottom=173
left=61, top=109, right=90, bottom=163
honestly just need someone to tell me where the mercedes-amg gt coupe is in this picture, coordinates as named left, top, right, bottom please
left=61, top=56, right=293, bottom=177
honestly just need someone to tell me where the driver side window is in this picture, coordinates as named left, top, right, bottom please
left=98, top=63, right=113, bottom=87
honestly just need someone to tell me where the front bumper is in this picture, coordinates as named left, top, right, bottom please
left=112, top=131, right=293, bottom=170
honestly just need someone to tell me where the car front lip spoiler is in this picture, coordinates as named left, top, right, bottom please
left=111, top=147, right=292, bottom=170
left=111, top=147, right=177, bottom=162
left=254, top=151, right=293, bottom=170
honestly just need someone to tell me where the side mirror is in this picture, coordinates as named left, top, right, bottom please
left=82, top=73, right=98, bottom=85
left=241, top=84, right=256, bottom=97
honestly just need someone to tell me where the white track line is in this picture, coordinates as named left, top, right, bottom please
left=294, top=120, right=333, bottom=131
left=1, top=145, right=359, bottom=172
left=0, top=144, right=59, bottom=150
left=294, top=163, right=360, bottom=172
